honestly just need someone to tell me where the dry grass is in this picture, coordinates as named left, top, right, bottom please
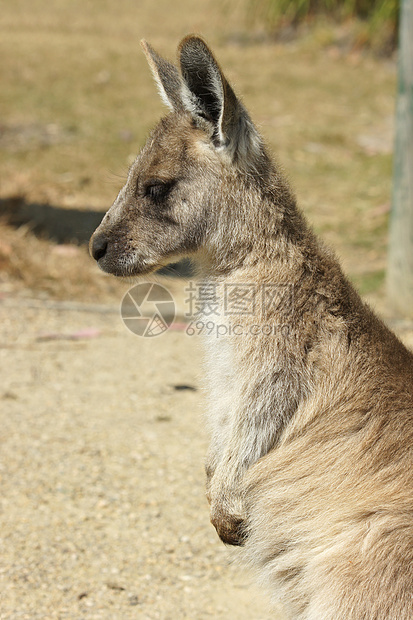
left=249, top=0, right=399, bottom=55
left=0, top=220, right=124, bottom=301
left=0, top=0, right=396, bottom=301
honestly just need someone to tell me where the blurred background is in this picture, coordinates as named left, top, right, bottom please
left=0, top=0, right=401, bottom=303
left=1, top=1, right=410, bottom=619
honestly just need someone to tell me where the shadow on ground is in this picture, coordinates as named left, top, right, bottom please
left=0, top=197, right=104, bottom=244
left=0, top=197, right=193, bottom=276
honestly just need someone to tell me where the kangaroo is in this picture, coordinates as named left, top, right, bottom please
left=90, top=36, right=413, bottom=619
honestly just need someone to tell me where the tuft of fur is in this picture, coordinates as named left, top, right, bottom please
left=90, top=35, right=413, bottom=619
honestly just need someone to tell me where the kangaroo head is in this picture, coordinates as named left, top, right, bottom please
left=90, top=35, right=273, bottom=277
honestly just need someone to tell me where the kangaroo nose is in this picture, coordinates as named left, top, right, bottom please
left=91, top=234, right=108, bottom=261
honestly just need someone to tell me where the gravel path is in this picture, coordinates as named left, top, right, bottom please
left=1, top=292, right=283, bottom=619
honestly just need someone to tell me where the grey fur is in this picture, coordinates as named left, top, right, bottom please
left=90, top=36, right=413, bottom=619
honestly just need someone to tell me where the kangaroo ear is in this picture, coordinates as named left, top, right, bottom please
left=141, top=40, right=185, bottom=113
left=178, top=35, right=240, bottom=148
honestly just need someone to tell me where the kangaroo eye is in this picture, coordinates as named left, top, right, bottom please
left=144, top=180, right=173, bottom=203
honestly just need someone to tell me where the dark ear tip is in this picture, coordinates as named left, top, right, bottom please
left=141, top=40, right=165, bottom=75
left=178, top=34, right=211, bottom=56
left=141, top=39, right=155, bottom=61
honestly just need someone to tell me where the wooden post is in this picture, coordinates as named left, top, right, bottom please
left=387, top=0, right=413, bottom=317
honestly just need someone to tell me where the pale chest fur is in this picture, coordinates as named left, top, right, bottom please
left=201, top=318, right=239, bottom=455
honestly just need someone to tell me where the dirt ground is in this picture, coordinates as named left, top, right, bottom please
left=0, top=281, right=288, bottom=619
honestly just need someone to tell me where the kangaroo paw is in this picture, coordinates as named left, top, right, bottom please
left=210, top=502, right=247, bottom=546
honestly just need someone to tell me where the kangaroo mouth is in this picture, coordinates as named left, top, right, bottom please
left=90, top=231, right=161, bottom=277
left=97, top=254, right=161, bottom=278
